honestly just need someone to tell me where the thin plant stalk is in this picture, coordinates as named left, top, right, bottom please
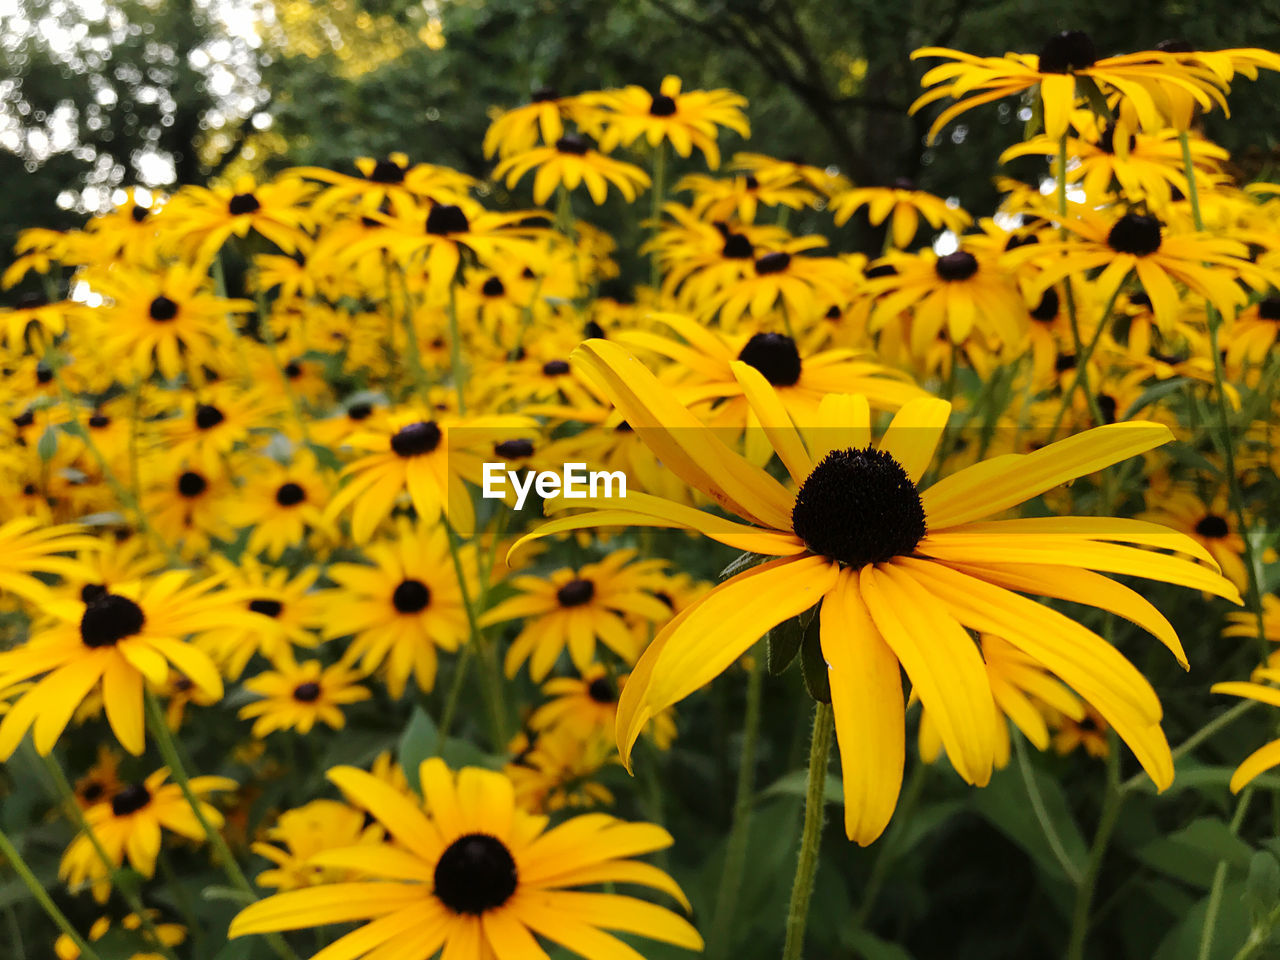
left=649, top=141, right=668, bottom=291
left=1014, top=733, right=1083, bottom=885
left=141, top=691, right=299, bottom=960
left=781, top=701, right=834, bottom=960
left=0, top=824, right=100, bottom=960
left=707, top=642, right=766, bottom=960
left=1199, top=787, right=1255, bottom=960
left=445, top=281, right=468, bottom=414
left=1065, top=739, right=1124, bottom=960
left=442, top=521, right=507, bottom=749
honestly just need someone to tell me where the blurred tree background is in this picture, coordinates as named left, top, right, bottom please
left=4, top=0, right=1280, bottom=267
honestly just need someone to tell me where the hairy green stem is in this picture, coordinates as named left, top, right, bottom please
left=1121, top=699, right=1258, bottom=793
left=1015, top=733, right=1083, bottom=884
left=1199, top=788, right=1254, bottom=960
left=781, top=701, right=834, bottom=960
left=443, top=522, right=507, bottom=749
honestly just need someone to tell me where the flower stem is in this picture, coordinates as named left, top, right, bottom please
left=1178, top=130, right=1270, bottom=661
left=445, top=281, right=468, bottom=414
left=392, top=264, right=434, bottom=408
left=781, top=701, right=834, bottom=960
left=1014, top=732, right=1083, bottom=885
left=443, top=521, right=507, bottom=750
left=707, top=642, right=766, bottom=960
left=141, top=690, right=299, bottom=960
left=1065, top=741, right=1124, bottom=960
left=0, top=823, right=100, bottom=960
left=1121, top=698, right=1257, bottom=793
left=1199, top=787, right=1254, bottom=960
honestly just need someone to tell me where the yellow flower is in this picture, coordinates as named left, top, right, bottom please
left=581, top=74, right=750, bottom=169
left=229, top=759, right=701, bottom=959
left=251, top=798, right=384, bottom=892
left=493, top=134, right=651, bottom=205
left=165, top=173, right=315, bottom=267
left=519, top=341, right=1238, bottom=844
left=829, top=184, right=972, bottom=249
left=239, top=655, right=371, bottom=737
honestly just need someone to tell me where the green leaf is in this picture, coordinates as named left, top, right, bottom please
left=1135, top=817, right=1255, bottom=889
left=799, top=612, right=830, bottom=703
left=972, top=764, right=1087, bottom=891
left=1246, top=850, right=1280, bottom=927
left=201, top=884, right=256, bottom=904
left=756, top=768, right=845, bottom=806
left=1075, top=75, right=1113, bottom=122
left=36, top=425, right=56, bottom=460
left=767, top=602, right=817, bottom=675
left=398, top=706, right=440, bottom=791
left=840, top=928, right=917, bottom=960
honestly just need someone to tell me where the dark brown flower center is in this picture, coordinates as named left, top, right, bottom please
left=195, top=404, right=225, bottom=430
left=755, top=251, right=791, bottom=275
left=791, top=447, right=927, bottom=568
left=393, top=579, right=431, bottom=613
left=426, top=204, right=471, bottom=236
left=81, top=594, right=146, bottom=648
left=249, top=598, right=283, bottom=618
left=557, top=578, right=595, bottom=607
left=935, top=251, right=979, bottom=281
left=275, top=482, right=306, bottom=506
left=738, top=332, right=802, bottom=386
left=370, top=158, right=406, bottom=183
left=587, top=676, right=616, bottom=703
left=434, top=833, right=518, bottom=915
left=555, top=134, right=590, bottom=156
left=1195, top=514, right=1229, bottom=538
left=293, top=681, right=322, bottom=702
left=649, top=93, right=677, bottom=116
left=149, top=296, right=179, bottom=321
left=229, top=193, right=260, bottom=215
left=1107, top=213, right=1162, bottom=256
left=482, top=276, right=505, bottom=297
left=542, top=359, right=570, bottom=377
left=391, top=421, right=442, bottom=457
left=111, top=783, right=152, bottom=816
left=1038, top=30, right=1098, bottom=73
left=494, top=439, right=534, bottom=459
left=178, top=471, right=207, bottom=498
left=1031, top=288, right=1060, bottom=322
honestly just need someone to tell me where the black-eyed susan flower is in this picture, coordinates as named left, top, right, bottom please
left=518, top=341, right=1238, bottom=844
left=582, top=74, right=749, bottom=169
left=866, top=245, right=1029, bottom=357
left=1139, top=486, right=1249, bottom=592
left=0, top=572, right=243, bottom=758
left=73, top=746, right=124, bottom=811
left=530, top=663, right=676, bottom=749
left=481, top=549, right=671, bottom=681
left=229, top=759, right=702, bottom=958
left=165, top=174, right=315, bottom=267
left=829, top=183, right=972, bottom=250
left=0, top=289, right=76, bottom=351
left=223, top=452, right=334, bottom=560
left=506, top=725, right=616, bottom=812
left=239, top=656, right=371, bottom=737
left=1224, top=294, right=1280, bottom=371
left=251, top=798, right=384, bottom=892
left=60, top=768, right=236, bottom=901
left=90, top=265, right=252, bottom=381
left=676, top=169, right=817, bottom=223
left=325, top=407, right=534, bottom=541
left=1009, top=208, right=1273, bottom=326
left=1052, top=705, right=1111, bottom=759
left=322, top=520, right=472, bottom=698
left=159, top=383, right=282, bottom=474
left=911, top=33, right=1239, bottom=143
left=0, top=518, right=96, bottom=605
left=700, top=246, right=848, bottom=326
left=493, top=134, right=651, bottom=206
left=483, top=88, right=585, bottom=159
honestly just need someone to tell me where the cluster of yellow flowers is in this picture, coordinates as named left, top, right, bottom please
left=3, top=32, right=1280, bottom=960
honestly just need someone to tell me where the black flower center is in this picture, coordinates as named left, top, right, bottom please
left=12, top=410, right=32, bottom=428
left=81, top=593, right=146, bottom=648
left=1038, top=30, right=1098, bottom=73
left=1258, top=296, right=1280, bottom=321
left=583, top=319, right=606, bottom=339
left=178, top=471, right=207, bottom=498
left=393, top=579, right=432, bottom=613
left=149, top=296, right=179, bottom=321
left=494, top=439, right=534, bottom=459
left=348, top=402, right=373, bottom=420
left=433, top=833, right=518, bottom=915
left=482, top=276, right=505, bottom=297
left=391, top=421, right=442, bottom=457
left=1055, top=352, right=1077, bottom=372
left=426, top=204, right=471, bottom=236
left=1031, top=288, right=1060, bottom=322
left=557, top=578, right=595, bottom=607
left=1195, top=514, right=1230, bottom=538
left=555, top=134, right=590, bottom=156
left=755, top=251, right=791, bottom=275
left=370, top=158, right=406, bottom=183
left=1005, top=234, right=1040, bottom=251
left=80, top=583, right=108, bottom=604
left=542, top=359, right=570, bottom=377
left=587, top=676, right=616, bottom=703
left=195, top=404, right=225, bottom=430
left=249, top=598, right=283, bottom=618
left=284, top=361, right=302, bottom=379
left=111, top=783, right=152, bottom=816
left=1129, top=292, right=1152, bottom=308
left=935, top=251, right=979, bottom=281
left=129, top=204, right=150, bottom=223
left=293, top=681, right=321, bottom=702
left=1107, top=213, right=1162, bottom=256
left=229, top=193, right=260, bottom=215
left=738, top=332, right=802, bottom=386
left=82, top=782, right=105, bottom=802
left=531, top=86, right=559, bottom=103
left=791, top=447, right=927, bottom=568
left=744, top=174, right=760, bottom=190
left=275, top=482, right=306, bottom=506
left=88, top=413, right=110, bottom=428
left=649, top=93, right=677, bottom=116
left=722, top=232, right=754, bottom=259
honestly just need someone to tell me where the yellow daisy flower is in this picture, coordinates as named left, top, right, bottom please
left=493, top=134, right=651, bottom=206
left=239, top=656, right=371, bottom=737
